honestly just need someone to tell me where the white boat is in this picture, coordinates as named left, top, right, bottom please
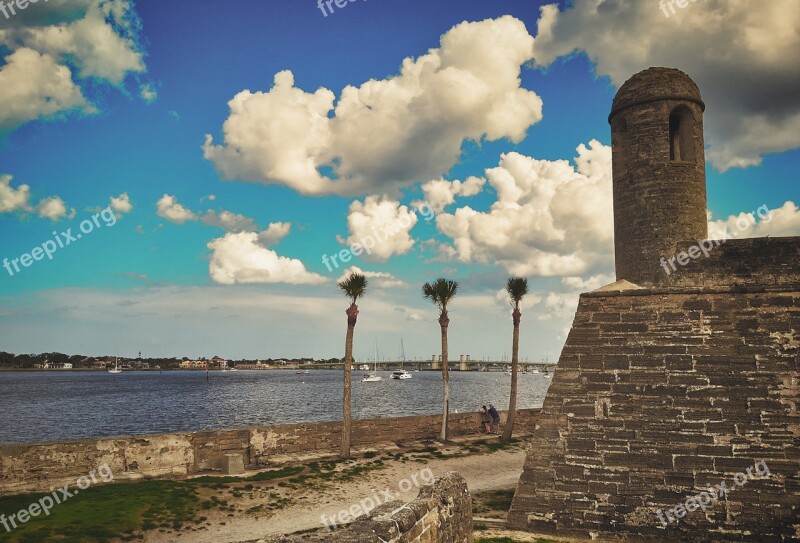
left=391, top=370, right=412, bottom=380
left=532, top=368, right=540, bottom=374
left=362, top=340, right=382, bottom=382
left=108, top=357, right=122, bottom=374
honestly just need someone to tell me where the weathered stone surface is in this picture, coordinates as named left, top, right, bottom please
left=610, top=67, right=708, bottom=287
left=222, top=453, right=245, bottom=475
left=508, top=287, right=800, bottom=542
left=261, top=472, right=472, bottom=543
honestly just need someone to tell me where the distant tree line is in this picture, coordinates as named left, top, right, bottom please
left=0, top=352, right=342, bottom=369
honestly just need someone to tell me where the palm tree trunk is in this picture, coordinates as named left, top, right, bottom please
left=341, top=304, right=358, bottom=459
left=503, top=307, right=521, bottom=442
left=439, top=311, right=450, bottom=442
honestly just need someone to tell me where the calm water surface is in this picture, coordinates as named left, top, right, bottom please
left=0, top=370, right=551, bottom=444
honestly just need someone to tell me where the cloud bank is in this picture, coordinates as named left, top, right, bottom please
left=530, top=0, right=800, bottom=171
left=204, top=16, right=542, bottom=196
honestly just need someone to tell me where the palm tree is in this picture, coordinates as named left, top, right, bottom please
left=338, top=272, right=367, bottom=459
left=502, top=276, right=528, bottom=442
left=423, top=278, right=459, bottom=441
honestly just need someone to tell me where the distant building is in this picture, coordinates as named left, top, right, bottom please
left=211, top=356, right=227, bottom=369
left=40, top=361, right=72, bottom=370
left=179, top=360, right=207, bottom=369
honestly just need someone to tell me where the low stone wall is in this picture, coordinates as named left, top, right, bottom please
left=0, top=409, right=539, bottom=495
left=263, top=472, right=473, bottom=543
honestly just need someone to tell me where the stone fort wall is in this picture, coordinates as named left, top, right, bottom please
left=0, top=408, right=539, bottom=495
left=664, top=236, right=800, bottom=288
left=508, top=286, right=799, bottom=541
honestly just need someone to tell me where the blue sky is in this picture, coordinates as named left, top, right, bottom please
left=0, top=0, right=798, bottom=360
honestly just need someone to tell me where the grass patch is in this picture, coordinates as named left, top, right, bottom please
left=476, top=539, right=556, bottom=543
left=472, top=488, right=515, bottom=518
left=191, top=466, right=303, bottom=484
left=0, top=481, right=201, bottom=543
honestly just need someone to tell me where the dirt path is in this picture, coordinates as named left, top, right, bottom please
left=141, top=439, right=528, bottom=543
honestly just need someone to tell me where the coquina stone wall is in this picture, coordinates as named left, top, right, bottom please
left=263, top=471, right=473, bottom=543
left=0, top=409, right=539, bottom=495
left=508, top=286, right=800, bottom=542
left=665, top=237, right=800, bottom=288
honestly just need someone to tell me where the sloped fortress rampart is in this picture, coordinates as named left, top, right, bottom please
left=508, top=68, right=800, bottom=542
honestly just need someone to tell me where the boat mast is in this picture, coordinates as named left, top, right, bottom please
left=400, top=338, right=406, bottom=370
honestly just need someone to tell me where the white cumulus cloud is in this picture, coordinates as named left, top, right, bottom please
left=2, top=0, right=145, bottom=84
left=529, top=0, right=800, bottom=171
left=0, top=48, right=92, bottom=132
left=207, top=232, right=327, bottom=286
left=36, top=196, right=75, bottom=221
left=109, top=193, right=132, bottom=214
left=156, top=194, right=198, bottom=224
left=257, top=222, right=292, bottom=247
left=0, top=175, right=31, bottom=213
left=0, top=0, right=147, bottom=133
left=708, top=201, right=800, bottom=240
left=204, top=16, right=542, bottom=196
left=436, top=140, right=614, bottom=277
left=416, top=176, right=486, bottom=213
left=341, top=196, right=419, bottom=262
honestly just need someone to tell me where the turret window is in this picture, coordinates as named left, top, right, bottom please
left=669, top=106, right=696, bottom=163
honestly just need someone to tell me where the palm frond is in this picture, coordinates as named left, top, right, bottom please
left=422, top=278, right=459, bottom=311
left=338, top=273, right=368, bottom=304
left=506, top=277, right=529, bottom=308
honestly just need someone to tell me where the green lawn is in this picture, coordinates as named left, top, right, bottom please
left=0, top=480, right=201, bottom=543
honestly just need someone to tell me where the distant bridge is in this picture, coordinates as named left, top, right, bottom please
left=300, top=360, right=555, bottom=372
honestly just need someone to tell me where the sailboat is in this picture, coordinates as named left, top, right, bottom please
left=391, top=339, right=411, bottom=379
left=362, top=340, right=382, bottom=382
left=108, top=357, right=122, bottom=374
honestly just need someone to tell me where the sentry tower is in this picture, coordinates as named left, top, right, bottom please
left=608, top=67, right=708, bottom=285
